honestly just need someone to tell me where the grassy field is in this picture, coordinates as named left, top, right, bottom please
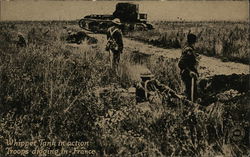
left=0, top=21, right=249, bottom=156
left=127, top=21, right=249, bottom=64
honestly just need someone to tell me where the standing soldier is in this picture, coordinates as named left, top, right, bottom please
left=178, top=33, right=199, bottom=102
left=106, top=18, right=123, bottom=73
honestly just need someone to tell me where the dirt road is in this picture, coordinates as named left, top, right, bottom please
left=80, top=32, right=249, bottom=78
left=122, top=38, right=249, bottom=78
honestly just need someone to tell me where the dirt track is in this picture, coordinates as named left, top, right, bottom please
left=77, top=32, right=249, bottom=78
left=123, top=38, right=249, bottom=78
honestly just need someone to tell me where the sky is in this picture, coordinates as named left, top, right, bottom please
left=0, top=0, right=249, bottom=21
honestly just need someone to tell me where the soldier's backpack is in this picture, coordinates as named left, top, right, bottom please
left=178, top=46, right=193, bottom=70
left=106, top=27, right=119, bottom=52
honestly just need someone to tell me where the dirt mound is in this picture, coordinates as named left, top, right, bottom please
left=66, top=31, right=98, bottom=45
left=199, top=74, right=249, bottom=105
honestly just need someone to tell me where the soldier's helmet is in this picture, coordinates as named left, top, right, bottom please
left=140, top=72, right=154, bottom=80
left=112, top=18, right=122, bottom=25
left=67, top=30, right=73, bottom=35
left=17, top=32, right=24, bottom=37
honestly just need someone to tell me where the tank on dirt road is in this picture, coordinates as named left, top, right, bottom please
left=78, top=2, right=154, bottom=33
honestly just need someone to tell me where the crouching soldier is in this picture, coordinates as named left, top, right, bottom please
left=66, top=30, right=87, bottom=44
left=136, top=72, right=182, bottom=104
left=17, top=32, right=27, bottom=48
left=106, top=18, right=123, bottom=73
left=178, top=33, right=199, bottom=102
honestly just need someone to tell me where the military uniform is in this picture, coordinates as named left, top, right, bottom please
left=178, top=45, right=199, bottom=101
left=106, top=19, right=123, bottom=71
left=17, top=33, right=27, bottom=47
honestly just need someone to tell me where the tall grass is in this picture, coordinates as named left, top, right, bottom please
left=0, top=21, right=248, bottom=156
left=127, top=21, right=249, bottom=64
left=0, top=21, right=121, bottom=155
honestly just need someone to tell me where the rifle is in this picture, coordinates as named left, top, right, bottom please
left=191, top=77, right=194, bottom=102
left=109, top=49, right=112, bottom=68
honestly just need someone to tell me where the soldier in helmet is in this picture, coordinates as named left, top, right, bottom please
left=178, top=33, right=199, bottom=102
left=17, top=32, right=27, bottom=48
left=136, top=72, right=155, bottom=103
left=106, top=18, right=124, bottom=73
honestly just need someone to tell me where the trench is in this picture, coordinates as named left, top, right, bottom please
left=129, top=49, right=249, bottom=102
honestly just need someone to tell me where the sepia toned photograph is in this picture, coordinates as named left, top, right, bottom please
left=0, top=0, right=249, bottom=156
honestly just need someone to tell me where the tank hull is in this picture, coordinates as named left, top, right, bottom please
left=79, top=16, right=153, bottom=33
left=78, top=3, right=153, bottom=33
